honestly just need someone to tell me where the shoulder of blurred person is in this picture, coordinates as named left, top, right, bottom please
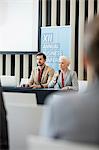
left=0, top=83, right=9, bottom=150
left=40, top=14, right=99, bottom=144
left=40, top=81, right=99, bottom=144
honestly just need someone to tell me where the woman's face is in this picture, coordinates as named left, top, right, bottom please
left=59, top=59, right=68, bottom=71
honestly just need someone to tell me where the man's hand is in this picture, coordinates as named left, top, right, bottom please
left=30, top=84, right=41, bottom=89
left=21, top=84, right=30, bottom=87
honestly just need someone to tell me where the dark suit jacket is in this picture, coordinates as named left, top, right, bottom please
left=0, top=85, right=9, bottom=150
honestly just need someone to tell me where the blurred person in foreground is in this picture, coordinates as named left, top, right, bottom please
left=48, top=56, right=78, bottom=91
left=40, top=15, right=99, bottom=144
left=22, top=52, right=54, bottom=88
left=0, top=83, right=9, bottom=150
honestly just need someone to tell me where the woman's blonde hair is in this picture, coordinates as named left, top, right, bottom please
left=59, top=56, right=70, bottom=66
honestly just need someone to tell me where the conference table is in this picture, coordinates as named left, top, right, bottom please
left=2, top=86, right=59, bottom=104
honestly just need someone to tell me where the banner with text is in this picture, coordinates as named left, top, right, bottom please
left=41, top=26, right=71, bottom=71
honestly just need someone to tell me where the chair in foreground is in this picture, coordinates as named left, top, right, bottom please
left=6, top=104, right=45, bottom=150
left=27, top=135, right=99, bottom=150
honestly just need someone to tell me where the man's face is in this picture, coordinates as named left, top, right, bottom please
left=37, top=55, right=46, bottom=66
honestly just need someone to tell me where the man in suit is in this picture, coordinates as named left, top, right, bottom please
left=0, top=84, right=9, bottom=149
left=48, top=56, right=78, bottom=91
left=40, top=15, right=99, bottom=144
left=25, top=52, right=54, bottom=88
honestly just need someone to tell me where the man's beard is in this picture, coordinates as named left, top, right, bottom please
left=37, top=63, right=44, bottom=66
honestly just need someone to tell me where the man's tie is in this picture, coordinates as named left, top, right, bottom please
left=38, top=68, right=42, bottom=82
left=61, top=72, right=64, bottom=87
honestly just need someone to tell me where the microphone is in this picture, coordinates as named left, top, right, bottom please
left=58, top=70, right=61, bottom=75
left=54, top=70, right=62, bottom=89
left=55, top=70, right=61, bottom=84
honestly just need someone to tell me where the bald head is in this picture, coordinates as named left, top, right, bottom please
left=84, top=15, right=99, bottom=76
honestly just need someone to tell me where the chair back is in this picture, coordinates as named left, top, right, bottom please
left=1, top=75, right=17, bottom=87
left=7, top=104, right=45, bottom=150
